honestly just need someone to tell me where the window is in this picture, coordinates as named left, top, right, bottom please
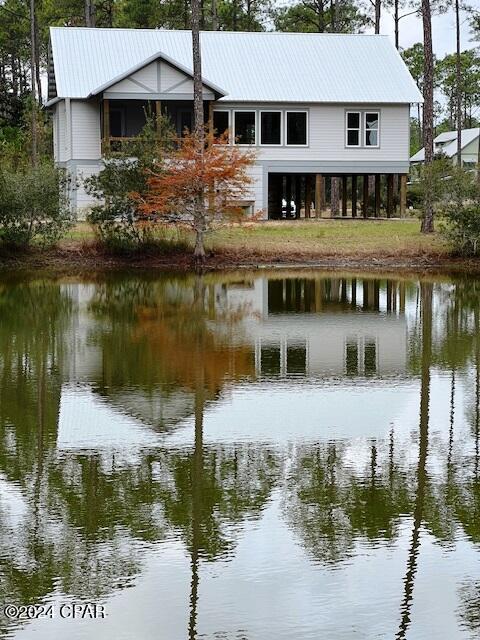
left=261, top=111, right=282, bottom=145
left=346, top=112, right=360, bottom=147
left=261, top=345, right=281, bottom=376
left=213, top=110, right=230, bottom=142
left=364, top=340, right=377, bottom=376
left=287, top=341, right=307, bottom=375
left=178, top=109, right=192, bottom=137
left=110, top=108, right=125, bottom=137
left=286, top=111, right=307, bottom=145
left=365, top=112, right=379, bottom=147
left=346, top=340, right=359, bottom=376
left=234, top=111, right=256, bottom=145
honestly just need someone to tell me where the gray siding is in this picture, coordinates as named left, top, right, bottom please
left=71, top=101, right=101, bottom=160
left=217, top=103, right=410, bottom=163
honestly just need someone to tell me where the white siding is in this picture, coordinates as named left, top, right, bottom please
left=74, top=163, right=102, bottom=218
left=105, top=60, right=213, bottom=97
left=219, top=103, right=410, bottom=163
left=71, top=101, right=101, bottom=160
left=245, top=165, right=264, bottom=216
left=108, top=61, right=158, bottom=93
left=462, top=138, right=479, bottom=164
left=57, top=100, right=67, bottom=162
left=160, top=61, right=185, bottom=91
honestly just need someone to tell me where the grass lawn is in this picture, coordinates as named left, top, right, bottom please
left=61, top=218, right=448, bottom=264
left=207, top=219, right=447, bottom=259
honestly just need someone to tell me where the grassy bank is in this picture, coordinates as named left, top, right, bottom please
left=1, top=218, right=474, bottom=274
left=208, top=219, right=447, bottom=259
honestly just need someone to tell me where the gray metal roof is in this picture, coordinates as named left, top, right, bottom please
left=49, top=27, right=423, bottom=104
left=410, top=127, right=480, bottom=162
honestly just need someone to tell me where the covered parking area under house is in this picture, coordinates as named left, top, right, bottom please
left=267, top=173, right=408, bottom=219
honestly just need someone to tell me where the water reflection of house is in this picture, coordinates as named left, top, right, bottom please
left=214, top=276, right=408, bottom=378
left=60, top=283, right=195, bottom=432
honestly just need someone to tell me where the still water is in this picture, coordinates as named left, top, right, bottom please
left=0, top=269, right=479, bottom=639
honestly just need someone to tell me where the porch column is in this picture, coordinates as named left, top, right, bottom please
left=286, top=175, right=292, bottom=218
left=295, top=175, right=302, bottom=219
left=315, top=174, right=323, bottom=218
left=362, top=174, right=369, bottom=218
left=351, top=175, right=357, bottom=218
left=400, top=174, right=407, bottom=217
left=103, top=98, right=110, bottom=153
left=155, top=100, right=162, bottom=132
left=208, top=101, right=214, bottom=146
left=374, top=175, right=381, bottom=217
left=305, top=175, right=312, bottom=218
left=342, top=175, right=348, bottom=217
left=387, top=174, right=394, bottom=218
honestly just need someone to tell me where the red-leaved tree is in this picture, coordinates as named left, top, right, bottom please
left=134, top=130, right=256, bottom=259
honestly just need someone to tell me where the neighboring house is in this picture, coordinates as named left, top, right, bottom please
left=410, top=127, right=480, bottom=168
left=47, top=28, right=422, bottom=219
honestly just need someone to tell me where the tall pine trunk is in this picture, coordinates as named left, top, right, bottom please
left=192, top=0, right=206, bottom=262
left=375, top=0, right=381, bottom=33
left=30, top=0, right=37, bottom=166
left=34, top=11, right=42, bottom=105
left=421, top=0, right=434, bottom=233
left=85, top=0, right=95, bottom=27
left=455, top=0, right=462, bottom=166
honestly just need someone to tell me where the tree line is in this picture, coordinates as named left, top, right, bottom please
left=0, top=0, right=479, bottom=246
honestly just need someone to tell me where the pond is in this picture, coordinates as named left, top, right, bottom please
left=0, top=269, right=479, bottom=639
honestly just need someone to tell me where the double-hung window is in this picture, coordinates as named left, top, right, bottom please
left=346, top=110, right=380, bottom=148
left=346, top=112, right=361, bottom=147
left=364, top=112, right=380, bottom=147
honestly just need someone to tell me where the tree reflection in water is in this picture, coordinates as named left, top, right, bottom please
left=0, top=272, right=479, bottom=638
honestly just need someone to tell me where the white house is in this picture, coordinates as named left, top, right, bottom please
left=410, top=127, right=480, bottom=168
left=47, top=28, right=422, bottom=219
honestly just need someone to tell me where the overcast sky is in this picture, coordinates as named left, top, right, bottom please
left=378, top=5, right=479, bottom=56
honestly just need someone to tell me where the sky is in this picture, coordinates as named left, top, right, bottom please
left=378, top=4, right=479, bottom=56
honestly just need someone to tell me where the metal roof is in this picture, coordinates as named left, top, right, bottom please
left=410, top=127, right=480, bottom=162
left=50, top=27, right=423, bottom=104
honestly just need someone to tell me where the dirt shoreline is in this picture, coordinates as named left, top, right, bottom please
left=1, top=243, right=480, bottom=277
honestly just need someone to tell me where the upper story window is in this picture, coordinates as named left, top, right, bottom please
left=234, top=111, right=256, bottom=145
left=365, top=112, right=379, bottom=147
left=213, top=110, right=230, bottom=143
left=260, top=111, right=282, bottom=145
left=346, top=112, right=361, bottom=147
left=286, top=111, right=308, bottom=146
left=346, top=110, right=380, bottom=148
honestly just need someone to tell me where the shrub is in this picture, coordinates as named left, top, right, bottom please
left=406, top=182, right=423, bottom=209
left=85, top=114, right=176, bottom=253
left=0, top=162, right=72, bottom=248
left=441, top=205, right=480, bottom=256
left=438, top=167, right=480, bottom=256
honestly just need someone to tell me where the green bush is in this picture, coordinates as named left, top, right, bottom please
left=0, top=162, right=72, bottom=248
left=406, top=181, right=423, bottom=209
left=441, top=204, right=480, bottom=256
left=85, top=114, right=177, bottom=253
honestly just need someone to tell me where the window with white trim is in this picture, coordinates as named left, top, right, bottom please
left=234, top=111, right=256, bottom=145
left=346, top=111, right=361, bottom=147
left=212, top=110, right=230, bottom=143
left=364, top=112, right=380, bottom=147
left=260, top=111, right=282, bottom=145
left=286, top=111, right=308, bottom=145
